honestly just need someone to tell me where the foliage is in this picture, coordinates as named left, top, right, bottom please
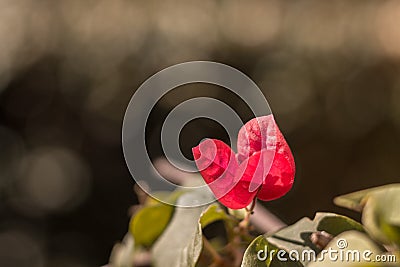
left=109, top=183, right=399, bottom=267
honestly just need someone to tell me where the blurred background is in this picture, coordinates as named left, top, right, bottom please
left=1, top=0, right=400, bottom=266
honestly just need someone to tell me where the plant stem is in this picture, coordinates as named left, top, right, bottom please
left=239, top=198, right=256, bottom=230
left=202, top=236, right=225, bottom=266
left=250, top=202, right=287, bottom=233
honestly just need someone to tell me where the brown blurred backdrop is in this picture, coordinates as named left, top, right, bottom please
left=1, top=0, right=400, bottom=266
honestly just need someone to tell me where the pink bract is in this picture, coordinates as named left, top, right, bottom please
left=192, top=115, right=295, bottom=209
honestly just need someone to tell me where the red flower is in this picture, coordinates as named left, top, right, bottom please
left=192, top=115, right=295, bottom=209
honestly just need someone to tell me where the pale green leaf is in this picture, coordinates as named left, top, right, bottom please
left=308, top=231, right=382, bottom=267
left=362, top=186, right=400, bottom=247
left=151, top=189, right=214, bottom=267
left=242, top=213, right=365, bottom=267
left=334, top=184, right=400, bottom=213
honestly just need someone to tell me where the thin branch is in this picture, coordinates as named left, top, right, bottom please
left=250, top=201, right=287, bottom=234
left=203, top=236, right=225, bottom=266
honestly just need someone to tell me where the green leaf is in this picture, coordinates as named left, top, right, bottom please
left=317, top=214, right=364, bottom=236
left=200, top=204, right=230, bottom=228
left=241, top=235, right=275, bottom=267
left=129, top=189, right=191, bottom=247
left=200, top=203, right=239, bottom=249
left=242, top=213, right=366, bottom=267
left=334, top=184, right=400, bottom=212
left=129, top=202, right=174, bottom=247
left=307, top=231, right=382, bottom=267
left=362, top=186, right=400, bottom=247
left=151, top=189, right=214, bottom=267
left=266, top=217, right=318, bottom=266
left=335, top=184, right=400, bottom=247
left=269, top=258, right=304, bottom=267
left=228, top=208, right=247, bottom=220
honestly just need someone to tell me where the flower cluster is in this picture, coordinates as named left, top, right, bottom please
left=192, top=115, right=295, bottom=209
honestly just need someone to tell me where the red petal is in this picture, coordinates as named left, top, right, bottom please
left=221, top=152, right=263, bottom=209
left=193, top=114, right=296, bottom=207
left=192, top=139, right=256, bottom=209
left=224, top=150, right=273, bottom=208
left=192, top=139, right=237, bottom=181
left=238, top=149, right=275, bottom=192
left=237, top=115, right=284, bottom=163
left=237, top=115, right=295, bottom=200
left=257, top=148, right=295, bottom=201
